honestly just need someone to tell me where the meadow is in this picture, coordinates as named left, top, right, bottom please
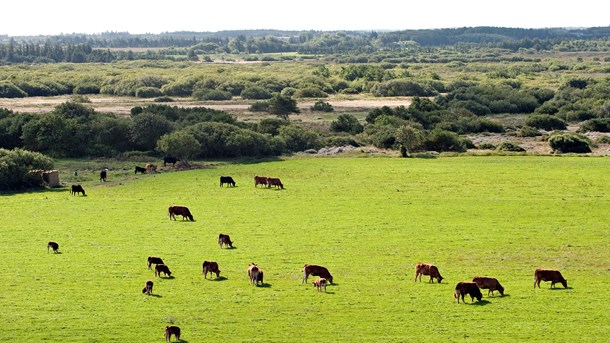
left=1, top=155, right=609, bottom=342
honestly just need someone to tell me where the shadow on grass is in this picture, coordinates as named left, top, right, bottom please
left=208, top=276, right=228, bottom=282
left=256, top=283, right=272, bottom=288
left=148, top=294, right=162, bottom=298
left=49, top=251, right=63, bottom=255
left=470, top=300, right=491, bottom=306
left=549, top=287, right=572, bottom=290
left=160, top=276, right=175, bottom=280
left=1, top=187, right=68, bottom=197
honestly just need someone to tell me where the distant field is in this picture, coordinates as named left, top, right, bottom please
left=1, top=156, right=609, bottom=342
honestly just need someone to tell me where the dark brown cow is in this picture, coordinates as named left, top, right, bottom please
left=454, top=282, right=483, bottom=303
left=254, top=176, right=268, bottom=188
left=534, top=269, right=568, bottom=289
left=267, top=177, right=284, bottom=189
left=415, top=262, right=444, bottom=283
left=142, top=280, right=153, bottom=295
left=256, top=269, right=264, bottom=286
left=47, top=241, right=59, bottom=253
left=312, top=277, right=328, bottom=292
left=472, top=276, right=504, bottom=296
left=220, top=176, right=236, bottom=187
left=147, top=256, right=164, bottom=270
left=164, top=326, right=181, bottom=342
left=248, top=263, right=260, bottom=285
left=202, top=261, right=220, bottom=279
left=218, top=234, right=233, bottom=249
left=163, top=156, right=177, bottom=167
left=154, top=264, right=172, bottom=278
left=303, top=264, right=333, bottom=284
left=70, top=184, right=86, bottom=196
left=135, top=166, right=147, bottom=174
left=168, top=206, right=194, bottom=221
left=99, top=169, right=107, bottom=182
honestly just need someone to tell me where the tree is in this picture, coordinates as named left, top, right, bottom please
left=330, top=114, right=363, bottom=134
left=268, top=94, right=300, bottom=120
left=129, top=113, right=173, bottom=151
left=395, top=125, right=425, bottom=156
left=156, top=131, right=201, bottom=166
left=0, top=148, right=53, bottom=190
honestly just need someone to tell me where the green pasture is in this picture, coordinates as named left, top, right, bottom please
left=1, top=156, right=609, bottom=342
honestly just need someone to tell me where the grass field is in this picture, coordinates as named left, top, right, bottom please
left=1, top=156, right=609, bottom=342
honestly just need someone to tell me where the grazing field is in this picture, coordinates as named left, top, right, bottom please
left=1, top=156, right=609, bottom=342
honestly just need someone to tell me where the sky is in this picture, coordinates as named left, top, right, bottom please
left=2, top=0, right=608, bottom=36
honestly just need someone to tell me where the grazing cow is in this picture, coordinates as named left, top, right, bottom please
left=312, top=277, right=328, bottom=292
left=267, top=177, right=284, bottom=189
left=302, top=264, right=333, bottom=284
left=147, top=256, right=164, bottom=270
left=256, top=269, right=264, bottom=285
left=218, top=234, right=234, bottom=249
left=472, top=276, right=504, bottom=296
left=154, top=264, right=172, bottom=278
left=164, top=326, right=181, bottom=342
left=415, top=262, right=444, bottom=283
left=202, top=261, right=221, bottom=279
left=99, top=168, right=108, bottom=182
left=70, top=184, right=86, bottom=196
left=454, top=282, right=483, bottom=303
left=47, top=241, right=59, bottom=253
left=135, top=166, right=147, bottom=174
left=220, top=176, right=236, bottom=187
left=254, top=176, right=268, bottom=188
left=168, top=206, right=194, bottom=221
left=534, top=269, right=568, bottom=289
left=163, top=156, right=177, bottom=167
left=248, top=263, right=260, bottom=285
left=142, top=280, right=153, bottom=295
left=145, top=163, right=157, bottom=173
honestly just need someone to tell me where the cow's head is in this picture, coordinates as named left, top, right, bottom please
left=497, top=284, right=505, bottom=296
left=561, top=280, right=568, bottom=288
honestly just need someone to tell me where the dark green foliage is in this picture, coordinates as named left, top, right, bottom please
left=424, top=129, right=466, bottom=152
left=311, top=101, right=334, bottom=112
left=192, top=88, right=232, bottom=101
left=278, top=125, right=322, bottom=152
left=185, top=122, right=279, bottom=158
left=519, top=126, right=542, bottom=137
left=0, top=110, right=34, bottom=149
left=268, top=94, right=300, bottom=120
left=549, top=133, right=592, bottom=153
left=154, top=96, right=174, bottom=102
left=331, top=114, right=364, bottom=134
left=325, top=136, right=361, bottom=147
left=0, top=148, right=53, bottom=191
left=135, top=87, right=163, bottom=98
left=52, top=101, right=94, bottom=119
left=578, top=118, right=610, bottom=132
left=249, top=101, right=270, bottom=112
left=256, top=118, right=288, bottom=136
left=496, top=142, right=526, bottom=152
left=370, top=79, right=437, bottom=97
left=478, top=142, right=496, bottom=150
left=445, top=84, right=540, bottom=115
left=134, top=104, right=236, bottom=127
left=525, top=115, right=567, bottom=130
left=0, top=82, right=27, bottom=98
left=294, top=87, right=328, bottom=98
left=129, top=113, right=173, bottom=151
left=161, top=78, right=197, bottom=97
left=362, top=124, right=397, bottom=149
left=241, top=86, right=272, bottom=100
left=595, top=135, right=610, bottom=144
left=73, top=84, right=100, bottom=95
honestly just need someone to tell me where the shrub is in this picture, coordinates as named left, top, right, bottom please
left=135, top=87, right=164, bottom=98
left=525, top=115, right=567, bottom=130
left=257, top=118, right=287, bottom=136
left=370, top=79, right=437, bottom=97
left=294, top=87, right=328, bottom=98
left=192, top=89, right=232, bottom=101
left=595, top=135, right=610, bottom=144
left=154, top=96, right=174, bottom=103
left=424, top=129, right=466, bottom=152
left=241, top=86, right=272, bottom=100
left=310, top=101, right=334, bottom=112
left=578, top=118, right=610, bottom=133
left=0, top=148, right=54, bottom=191
left=249, top=101, right=270, bottom=112
left=496, top=142, right=526, bottom=152
left=548, top=133, right=592, bottom=153
left=278, top=125, right=322, bottom=152
left=331, top=114, right=364, bottom=134
left=478, top=142, right=496, bottom=150
left=325, top=136, right=361, bottom=147
left=0, top=82, right=27, bottom=98
left=519, top=126, right=542, bottom=137
left=73, top=84, right=101, bottom=95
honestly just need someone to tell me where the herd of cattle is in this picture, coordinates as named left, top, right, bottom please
left=59, top=167, right=570, bottom=342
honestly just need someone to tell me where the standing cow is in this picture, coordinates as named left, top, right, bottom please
left=202, top=261, right=221, bottom=279
left=454, top=282, right=483, bottom=303
left=164, top=326, right=181, bottom=342
left=254, top=176, right=268, bottom=188
left=312, top=277, right=328, bottom=292
left=220, top=176, right=236, bottom=187
left=168, top=206, right=194, bottom=221
left=267, top=177, right=284, bottom=189
left=135, top=166, right=147, bottom=174
left=415, top=262, right=444, bottom=283
left=100, top=168, right=108, bottom=182
left=70, top=184, right=86, bottom=196
left=248, top=263, right=260, bottom=285
left=218, top=234, right=234, bottom=248
left=47, top=241, right=59, bottom=253
left=472, top=276, right=504, bottom=296
left=163, top=156, right=177, bottom=167
left=147, top=256, right=164, bottom=270
left=142, top=280, right=154, bottom=295
left=534, top=269, right=568, bottom=289
left=302, top=264, right=333, bottom=284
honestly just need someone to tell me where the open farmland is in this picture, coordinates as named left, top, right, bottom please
left=1, top=156, right=609, bottom=342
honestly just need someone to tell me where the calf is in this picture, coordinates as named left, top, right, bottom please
left=147, top=256, right=164, bottom=270
left=163, top=156, right=177, bottom=167
left=70, top=184, right=86, bottom=196
left=146, top=163, right=157, bottom=173
left=454, top=282, right=483, bottom=303
left=472, top=276, right=504, bottom=296
left=534, top=269, right=568, bottom=289
left=168, top=206, right=194, bottom=221
left=164, top=326, right=181, bottom=342
left=312, top=277, right=328, bottom=292
left=135, top=166, right=147, bottom=174
left=415, top=262, right=444, bottom=283
left=254, top=176, right=268, bottom=188
left=154, top=264, right=172, bottom=278
left=47, top=241, right=59, bottom=253
left=218, top=234, right=234, bottom=249
left=220, top=176, right=236, bottom=187
left=202, top=261, right=221, bottom=279
left=267, top=177, right=284, bottom=189
left=142, top=280, right=153, bottom=295
left=248, top=263, right=260, bottom=285
left=302, top=264, right=333, bottom=284
left=99, top=169, right=107, bottom=182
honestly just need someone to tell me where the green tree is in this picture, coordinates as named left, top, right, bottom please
left=330, top=114, right=363, bottom=134
left=129, top=113, right=173, bottom=151
left=156, top=131, right=201, bottom=166
left=0, top=148, right=53, bottom=190
left=395, top=125, right=425, bottom=156
left=268, top=94, right=300, bottom=120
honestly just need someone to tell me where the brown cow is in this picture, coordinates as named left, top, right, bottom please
left=168, top=206, right=194, bottom=221
left=302, top=264, right=333, bottom=284
left=247, top=263, right=260, bottom=285
left=218, top=234, right=234, bottom=249
left=70, top=184, right=86, bottom=196
left=154, top=264, right=172, bottom=278
left=254, top=176, right=268, bottom=188
left=256, top=269, right=264, bottom=286
left=142, top=280, right=153, bottom=295
left=164, top=326, right=181, bottom=342
left=147, top=256, right=164, bottom=270
left=47, top=241, right=59, bottom=253
left=415, top=262, right=444, bottom=283
left=202, top=261, right=220, bottom=279
left=454, top=282, right=483, bottom=303
left=534, top=269, right=568, bottom=289
left=267, top=177, right=284, bottom=189
left=312, top=277, right=328, bottom=292
left=145, top=163, right=157, bottom=173
left=472, top=276, right=504, bottom=296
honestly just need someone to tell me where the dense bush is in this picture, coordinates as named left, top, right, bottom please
left=549, top=133, right=592, bottom=153
left=294, top=87, right=328, bottom=98
left=370, top=79, right=437, bottom=97
left=135, top=87, right=164, bottom=98
left=496, top=142, right=526, bottom=152
left=331, top=114, right=364, bottom=134
left=424, top=129, right=466, bottom=152
left=192, top=89, right=232, bottom=101
left=256, top=118, right=288, bottom=136
left=578, top=118, right=610, bottom=132
left=0, top=148, right=54, bottom=191
left=311, top=101, right=334, bottom=112
left=241, top=86, right=272, bottom=100
left=519, top=126, right=542, bottom=137
left=477, top=142, right=496, bottom=150
left=525, top=115, right=567, bottom=130
left=185, top=122, right=279, bottom=158
left=278, top=125, right=322, bottom=152
left=0, top=82, right=27, bottom=98
left=129, top=113, right=174, bottom=151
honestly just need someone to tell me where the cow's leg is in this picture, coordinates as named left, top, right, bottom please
left=302, top=272, right=308, bottom=283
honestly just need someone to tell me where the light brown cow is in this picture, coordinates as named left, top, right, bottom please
left=145, top=163, right=157, bottom=173
left=154, top=264, right=172, bottom=278
left=142, top=280, right=153, bottom=295
left=303, top=264, right=333, bottom=284
left=202, top=261, right=221, bottom=279
left=472, top=276, right=504, bottom=296
left=454, top=282, right=483, bottom=303
left=534, top=269, right=568, bottom=289
left=312, top=277, right=328, bottom=292
left=164, top=326, right=181, bottom=342
left=254, top=176, right=268, bottom=188
left=248, top=263, right=260, bottom=285
left=415, top=262, right=444, bottom=283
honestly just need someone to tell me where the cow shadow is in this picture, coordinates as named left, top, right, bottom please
left=209, top=276, right=228, bottom=282
left=471, top=300, right=491, bottom=306
left=148, top=294, right=162, bottom=298
left=49, top=251, right=63, bottom=255
left=256, top=283, right=272, bottom=288
left=160, top=276, right=175, bottom=280
left=549, top=287, right=572, bottom=290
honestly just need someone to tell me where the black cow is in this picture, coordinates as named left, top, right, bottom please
left=71, top=184, right=86, bottom=196
left=163, top=156, right=177, bottom=167
left=165, top=326, right=181, bottom=342
left=142, top=280, right=153, bottom=295
left=220, top=176, right=236, bottom=187
left=218, top=234, right=234, bottom=248
left=155, top=264, right=172, bottom=277
left=303, top=264, right=333, bottom=284
left=168, top=206, right=194, bottom=221
left=454, top=282, right=483, bottom=303
left=202, top=261, right=221, bottom=279
left=135, top=166, right=147, bottom=174
left=47, top=241, right=59, bottom=253
left=99, top=169, right=107, bottom=182
left=147, top=256, right=164, bottom=269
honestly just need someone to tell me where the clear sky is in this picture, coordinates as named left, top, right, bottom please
left=2, top=0, right=608, bottom=36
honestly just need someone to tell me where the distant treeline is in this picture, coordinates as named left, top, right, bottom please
left=1, top=26, right=610, bottom=63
